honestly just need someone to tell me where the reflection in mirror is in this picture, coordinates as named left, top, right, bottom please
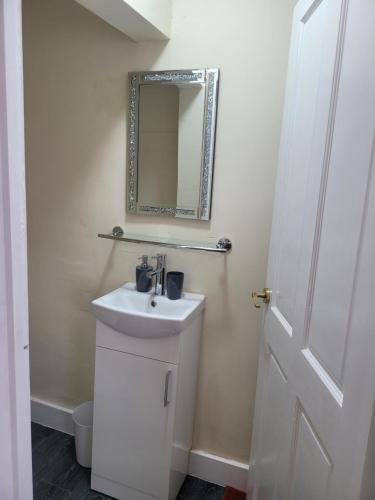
left=138, top=85, right=179, bottom=209
left=127, top=69, right=219, bottom=220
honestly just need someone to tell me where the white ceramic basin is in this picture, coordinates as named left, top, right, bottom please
left=91, top=283, right=205, bottom=338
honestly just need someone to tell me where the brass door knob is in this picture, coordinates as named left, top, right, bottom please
left=252, top=288, right=271, bottom=308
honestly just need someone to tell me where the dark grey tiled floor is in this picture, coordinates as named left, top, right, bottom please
left=32, top=423, right=224, bottom=500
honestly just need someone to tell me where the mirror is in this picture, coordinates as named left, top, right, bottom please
left=127, top=69, right=219, bottom=220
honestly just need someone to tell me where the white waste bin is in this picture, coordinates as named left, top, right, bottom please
left=72, top=401, right=93, bottom=468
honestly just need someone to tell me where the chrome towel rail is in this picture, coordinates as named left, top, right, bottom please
left=98, top=227, right=232, bottom=254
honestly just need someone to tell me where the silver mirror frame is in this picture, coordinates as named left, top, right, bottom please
left=127, top=68, right=219, bottom=221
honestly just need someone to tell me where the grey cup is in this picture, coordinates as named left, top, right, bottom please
left=166, top=272, right=184, bottom=300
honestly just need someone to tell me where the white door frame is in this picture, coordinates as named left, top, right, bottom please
left=0, top=0, right=33, bottom=498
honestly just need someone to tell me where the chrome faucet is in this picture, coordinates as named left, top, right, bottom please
left=146, top=254, right=166, bottom=296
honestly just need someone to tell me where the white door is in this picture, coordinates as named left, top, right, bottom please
left=92, top=348, right=177, bottom=499
left=248, top=1, right=375, bottom=499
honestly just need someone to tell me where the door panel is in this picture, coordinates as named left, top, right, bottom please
left=305, top=94, right=372, bottom=384
left=274, top=0, right=343, bottom=328
left=256, top=352, right=288, bottom=500
left=289, top=407, right=332, bottom=500
left=249, top=0, right=375, bottom=498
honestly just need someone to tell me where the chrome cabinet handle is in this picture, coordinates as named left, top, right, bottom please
left=164, top=370, right=172, bottom=407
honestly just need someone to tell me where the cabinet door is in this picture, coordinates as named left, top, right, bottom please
left=92, top=347, right=177, bottom=499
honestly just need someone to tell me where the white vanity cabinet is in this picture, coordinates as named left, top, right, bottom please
left=90, top=288, right=204, bottom=500
left=92, top=348, right=177, bottom=499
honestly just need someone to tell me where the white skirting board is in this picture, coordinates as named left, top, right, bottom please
left=30, top=397, right=249, bottom=490
left=188, top=449, right=249, bottom=491
left=31, top=397, right=74, bottom=435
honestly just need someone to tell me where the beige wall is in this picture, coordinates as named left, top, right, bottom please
left=23, top=0, right=295, bottom=462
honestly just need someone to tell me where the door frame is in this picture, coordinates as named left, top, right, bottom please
left=0, top=0, right=33, bottom=498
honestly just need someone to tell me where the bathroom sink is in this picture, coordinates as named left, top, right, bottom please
left=91, top=283, right=205, bottom=338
